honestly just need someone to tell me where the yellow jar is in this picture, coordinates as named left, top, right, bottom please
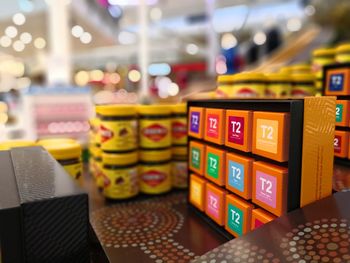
left=89, top=117, right=100, bottom=146
left=291, top=64, right=312, bottom=74
left=279, top=66, right=293, bottom=75
left=102, top=151, right=139, bottom=199
left=292, top=73, right=316, bottom=97
left=96, top=105, right=137, bottom=153
left=89, top=144, right=97, bottom=176
left=37, top=138, right=83, bottom=181
left=336, top=44, right=350, bottom=63
left=312, top=48, right=336, bottom=79
left=216, top=75, right=235, bottom=98
left=90, top=146, right=105, bottom=188
left=172, top=146, right=188, bottom=189
left=138, top=105, right=171, bottom=149
left=171, top=104, right=187, bottom=146
left=139, top=149, right=172, bottom=194
left=0, top=140, right=36, bottom=150
left=231, top=72, right=266, bottom=98
left=265, top=73, right=292, bottom=98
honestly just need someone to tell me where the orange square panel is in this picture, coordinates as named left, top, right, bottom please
left=252, top=161, right=288, bottom=216
left=189, top=141, right=205, bottom=176
left=334, top=130, right=349, bottom=158
left=251, top=208, right=276, bottom=230
left=205, top=182, right=226, bottom=226
left=226, top=152, right=254, bottom=200
left=325, top=68, right=350, bottom=96
left=225, top=110, right=253, bottom=152
left=205, top=146, right=226, bottom=186
left=225, top=194, right=253, bottom=237
left=204, top=108, right=225, bottom=145
left=252, top=111, right=290, bottom=162
left=336, top=100, right=350, bottom=127
left=189, top=174, right=206, bottom=211
left=188, top=107, right=205, bottom=139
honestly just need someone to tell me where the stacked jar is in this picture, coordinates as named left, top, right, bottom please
left=171, top=104, right=188, bottom=188
left=265, top=73, right=292, bottom=98
left=291, top=73, right=316, bottom=97
left=138, top=105, right=172, bottom=194
left=335, top=43, right=350, bottom=63
left=89, top=117, right=101, bottom=183
left=312, top=48, right=336, bottom=95
left=96, top=105, right=139, bottom=199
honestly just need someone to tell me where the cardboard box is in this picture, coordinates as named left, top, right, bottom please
left=252, top=161, right=288, bottom=216
left=205, top=182, right=226, bottom=226
left=251, top=208, right=276, bottom=230
left=204, top=108, right=225, bottom=145
left=205, top=146, right=226, bottom=186
left=334, top=130, right=349, bottom=158
left=225, top=194, right=253, bottom=237
left=335, top=100, right=350, bottom=127
left=225, top=110, right=253, bottom=152
left=189, top=141, right=205, bottom=175
left=252, top=111, right=290, bottom=162
left=188, top=107, right=205, bottom=139
left=325, top=68, right=350, bottom=96
left=225, top=152, right=254, bottom=200
left=189, top=174, right=206, bottom=211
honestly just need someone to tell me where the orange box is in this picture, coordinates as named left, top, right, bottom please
left=189, top=141, right=205, bottom=175
left=225, top=194, right=253, bottom=237
left=204, top=108, right=225, bottom=145
left=251, top=208, right=276, bottom=230
left=334, top=130, right=349, bottom=158
left=205, top=182, right=226, bottom=225
left=225, top=152, right=254, bottom=200
left=205, top=146, right=226, bottom=186
left=335, top=100, right=350, bottom=127
left=252, top=161, right=288, bottom=216
left=189, top=174, right=206, bottom=211
left=225, top=110, right=253, bottom=152
left=325, top=68, right=350, bottom=96
left=188, top=107, right=205, bottom=139
left=252, top=111, right=290, bottom=162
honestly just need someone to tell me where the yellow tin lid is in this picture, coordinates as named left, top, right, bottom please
left=292, top=73, right=316, bottom=82
left=172, top=146, right=187, bottom=156
left=232, top=72, right=266, bottom=82
left=0, top=140, right=36, bottom=151
left=171, top=103, right=187, bottom=114
left=140, top=149, right=172, bottom=162
left=279, top=66, right=293, bottom=74
left=102, top=151, right=138, bottom=166
left=336, top=43, right=350, bottom=54
left=291, top=64, right=311, bottom=73
left=217, top=75, right=235, bottom=83
left=313, top=47, right=336, bottom=57
left=96, top=104, right=137, bottom=117
left=138, top=105, right=171, bottom=115
left=265, top=73, right=292, bottom=82
left=37, top=139, right=82, bottom=160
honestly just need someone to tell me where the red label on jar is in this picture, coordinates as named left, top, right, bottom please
left=142, top=124, right=168, bottom=142
left=237, top=87, right=258, bottom=97
left=142, top=170, right=166, bottom=187
left=100, top=125, right=114, bottom=143
left=172, top=121, right=187, bottom=139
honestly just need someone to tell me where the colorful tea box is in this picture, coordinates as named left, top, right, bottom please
left=204, top=108, right=225, bottom=145
left=189, top=174, right=206, bottom=211
left=252, top=161, right=288, bottom=216
left=205, top=182, right=226, bottom=225
left=188, top=107, right=205, bottom=139
left=334, top=130, right=349, bottom=158
left=225, top=152, right=254, bottom=200
left=252, top=111, right=290, bottom=162
left=189, top=141, right=205, bottom=175
left=335, top=100, right=350, bottom=127
left=325, top=68, right=350, bottom=96
left=251, top=208, right=276, bottom=230
left=225, top=110, right=253, bottom=152
left=205, top=146, right=226, bottom=186
left=225, top=194, right=253, bottom=237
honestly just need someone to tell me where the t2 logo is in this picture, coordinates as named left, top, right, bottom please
left=231, top=121, right=241, bottom=134
left=259, top=177, right=272, bottom=194
left=261, top=125, right=273, bottom=140
left=209, top=156, right=217, bottom=169
left=230, top=209, right=240, bottom=225
left=231, top=165, right=241, bottom=180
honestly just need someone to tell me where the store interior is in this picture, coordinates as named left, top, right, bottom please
left=1, top=0, right=350, bottom=262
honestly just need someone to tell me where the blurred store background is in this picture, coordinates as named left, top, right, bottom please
left=0, top=0, right=349, bottom=143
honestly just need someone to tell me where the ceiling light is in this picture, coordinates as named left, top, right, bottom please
left=148, top=63, right=171, bottom=76
left=75, top=71, right=90, bottom=86
left=305, top=5, right=316, bottom=16
left=287, top=18, right=302, bottom=32
left=150, top=7, right=162, bottom=21
left=186, top=44, right=199, bottom=55
left=90, top=70, right=104, bottom=81
left=5, top=26, right=18, bottom=38
left=80, top=32, right=92, bottom=44
left=13, top=40, right=25, bottom=52
left=108, top=5, right=122, bottom=18
left=12, top=13, right=26, bottom=26
left=128, top=70, right=141, bottom=82
left=118, top=31, right=137, bottom=45
left=0, top=36, right=12, bottom=48
left=34, top=37, right=46, bottom=49
left=168, top=82, right=179, bottom=96
left=221, top=33, right=237, bottom=50
left=109, top=73, right=121, bottom=84
left=71, top=25, right=84, bottom=38
left=20, top=32, right=32, bottom=44
left=253, top=31, right=267, bottom=45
